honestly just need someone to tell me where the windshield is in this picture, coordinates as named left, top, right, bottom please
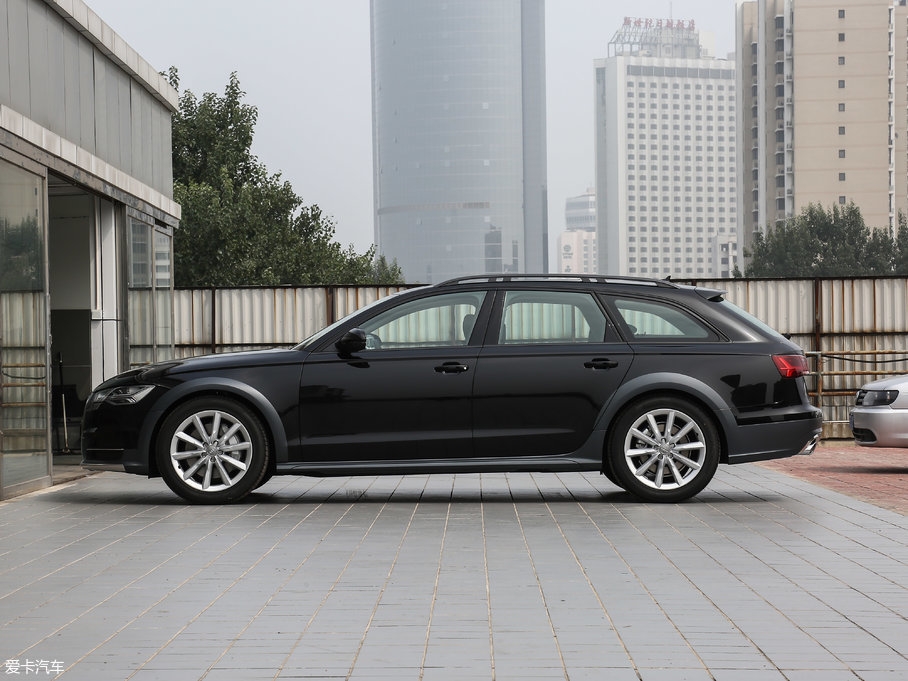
left=717, top=299, right=787, bottom=342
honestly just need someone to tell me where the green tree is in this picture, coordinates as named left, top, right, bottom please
left=745, top=202, right=896, bottom=277
left=168, top=69, right=402, bottom=287
left=895, top=212, right=908, bottom=275
left=0, top=216, right=43, bottom=290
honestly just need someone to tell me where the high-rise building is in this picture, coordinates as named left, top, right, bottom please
left=595, top=18, right=737, bottom=279
left=557, top=189, right=597, bottom=273
left=737, top=0, right=908, bottom=262
left=371, top=0, right=548, bottom=284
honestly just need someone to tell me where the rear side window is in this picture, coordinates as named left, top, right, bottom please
left=612, top=298, right=715, bottom=341
left=498, top=290, right=609, bottom=344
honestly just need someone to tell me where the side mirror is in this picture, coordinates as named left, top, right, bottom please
left=335, top=328, right=367, bottom=356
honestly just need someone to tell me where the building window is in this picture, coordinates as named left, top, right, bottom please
left=839, top=149, right=846, bottom=158
left=838, top=56, right=845, bottom=65
left=839, top=126, right=845, bottom=135
left=838, top=32, right=845, bottom=41
left=839, top=172, right=846, bottom=181
left=838, top=9, right=845, bottom=18
left=839, top=103, right=846, bottom=111
left=839, top=196, right=846, bottom=204
left=838, top=80, right=845, bottom=88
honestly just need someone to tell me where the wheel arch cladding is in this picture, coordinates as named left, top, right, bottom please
left=142, top=379, right=287, bottom=478
left=597, top=374, right=732, bottom=463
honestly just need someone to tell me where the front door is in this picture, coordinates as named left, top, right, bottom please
left=297, top=290, right=488, bottom=462
left=472, top=289, right=633, bottom=458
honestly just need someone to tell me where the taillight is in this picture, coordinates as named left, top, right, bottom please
left=773, top=354, right=809, bottom=379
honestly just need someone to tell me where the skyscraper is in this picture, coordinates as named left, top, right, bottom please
left=595, top=18, right=737, bottom=279
left=737, top=0, right=908, bottom=262
left=371, top=0, right=548, bottom=283
left=557, top=189, right=598, bottom=273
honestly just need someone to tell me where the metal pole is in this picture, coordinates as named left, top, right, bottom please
left=210, top=287, right=217, bottom=355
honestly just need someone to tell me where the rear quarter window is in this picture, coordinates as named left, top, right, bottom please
left=610, top=297, right=719, bottom=342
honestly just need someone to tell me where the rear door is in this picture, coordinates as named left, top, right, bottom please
left=472, top=289, right=633, bottom=458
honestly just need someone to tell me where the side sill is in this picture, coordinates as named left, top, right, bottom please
left=276, top=455, right=602, bottom=477
left=82, top=463, right=127, bottom=473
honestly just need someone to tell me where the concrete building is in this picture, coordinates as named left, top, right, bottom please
left=595, top=18, right=737, bottom=279
left=371, top=0, right=548, bottom=283
left=0, top=0, right=180, bottom=499
left=557, top=188, right=597, bottom=273
left=737, top=0, right=908, bottom=261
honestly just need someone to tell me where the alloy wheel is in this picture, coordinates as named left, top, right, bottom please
left=168, top=409, right=254, bottom=492
left=622, top=407, right=707, bottom=490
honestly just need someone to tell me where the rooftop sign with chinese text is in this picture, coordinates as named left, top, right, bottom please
left=623, top=17, right=696, bottom=30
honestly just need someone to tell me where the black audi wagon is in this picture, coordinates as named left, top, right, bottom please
left=82, top=275, right=822, bottom=504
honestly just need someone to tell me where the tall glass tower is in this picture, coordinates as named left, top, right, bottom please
left=371, top=0, right=548, bottom=284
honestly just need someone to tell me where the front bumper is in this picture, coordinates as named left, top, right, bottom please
left=81, top=399, right=155, bottom=475
left=81, top=443, right=150, bottom=475
left=850, top=407, right=908, bottom=447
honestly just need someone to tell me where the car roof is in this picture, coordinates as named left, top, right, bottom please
left=432, top=274, right=726, bottom=301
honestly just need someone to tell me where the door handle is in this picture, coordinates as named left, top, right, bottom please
left=584, top=358, right=619, bottom=370
left=435, top=362, right=469, bottom=373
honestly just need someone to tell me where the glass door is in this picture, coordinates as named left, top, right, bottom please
left=0, top=155, right=49, bottom=498
left=127, top=209, right=173, bottom=367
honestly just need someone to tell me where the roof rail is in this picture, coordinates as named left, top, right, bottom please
left=435, top=274, right=680, bottom=288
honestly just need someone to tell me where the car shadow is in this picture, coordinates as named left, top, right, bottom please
left=40, top=488, right=728, bottom=506
left=812, top=465, right=908, bottom=475
left=38, top=477, right=776, bottom=506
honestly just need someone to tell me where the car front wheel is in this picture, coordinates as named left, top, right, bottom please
left=156, top=397, right=270, bottom=504
left=608, top=397, right=720, bottom=502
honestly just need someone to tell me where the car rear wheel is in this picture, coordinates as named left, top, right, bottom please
left=156, top=397, right=270, bottom=504
left=608, top=397, right=719, bottom=502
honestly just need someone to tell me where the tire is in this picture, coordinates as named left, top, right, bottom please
left=608, top=397, right=720, bottom=503
left=254, top=471, right=274, bottom=490
left=156, top=397, right=270, bottom=504
left=601, top=456, right=623, bottom=488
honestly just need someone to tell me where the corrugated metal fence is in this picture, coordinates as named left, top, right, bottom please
left=173, top=278, right=908, bottom=438
left=682, top=277, right=908, bottom=437
left=173, top=286, right=412, bottom=357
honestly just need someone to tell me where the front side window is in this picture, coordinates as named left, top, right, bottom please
left=498, top=291, right=608, bottom=344
left=612, top=298, right=713, bottom=341
left=360, top=291, right=486, bottom=350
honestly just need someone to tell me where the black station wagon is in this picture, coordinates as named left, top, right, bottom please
left=82, top=275, right=822, bottom=504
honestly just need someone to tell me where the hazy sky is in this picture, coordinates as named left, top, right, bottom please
left=86, top=0, right=737, bottom=261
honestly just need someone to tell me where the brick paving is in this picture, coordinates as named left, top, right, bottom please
left=0, top=463, right=906, bottom=681
left=760, top=441, right=908, bottom=515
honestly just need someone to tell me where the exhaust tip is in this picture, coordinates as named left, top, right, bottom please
left=798, top=434, right=820, bottom=456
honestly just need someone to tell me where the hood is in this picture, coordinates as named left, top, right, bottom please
left=94, top=348, right=308, bottom=390
left=860, top=374, right=908, bottom=392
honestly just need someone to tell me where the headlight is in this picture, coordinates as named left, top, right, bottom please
left=857, top=389, right=899, bottom=406
left=87, top=384, right=155, bottom=408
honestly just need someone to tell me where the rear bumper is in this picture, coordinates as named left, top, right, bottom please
left=725, top=410, right=823, bottom=464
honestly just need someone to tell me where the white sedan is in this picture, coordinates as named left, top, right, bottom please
left=851, top=374, right=908, bottom=447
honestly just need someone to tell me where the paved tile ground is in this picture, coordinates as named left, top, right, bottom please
left=760, top=442, right=908, bottom=516
left=1, top=462, right=906, bottom=681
